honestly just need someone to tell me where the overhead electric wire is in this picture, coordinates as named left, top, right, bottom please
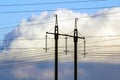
left=78, top=45, right=120, bottom=48
left=0, top=53, right=54, bottom=64
left=0, top=53, right=120, bottom=69
left=0, top=47, right=119, bottom=68
left=0, top=43, right=120, bottom=54
left=1, top=43, right=120, bottom=51
left=0, top=50, right=73, bottom=62
left=82, top=43, right=120, bottom=52
left=0, top=49, right=120, bottom=61
left=0, top=37, right=66, bottom=42
left=1, top=15, right=120, bottom=26
left=0, top=6, right=120, bottom=14
left=0, top=38, right=119, bottom=52
left=85, top=37, right=120, bottom=44
left=1, top=18, right=120, bottom=30
left=88, top=51, right=120, bottom=53
left=0, top=0, right=106, bottom=7
left=1, top=48, right=116, bottom=62
left=0, top=35, right=120, bottom=42
left=85, top=56, right=120, bottom=59
left=0, top=11, right=120, bottom=30
left=80, top=57, right=120, bottom=62
left=0, top=6, right=120, bottom=67
left=0, top=51, right=71, bottom=63
left=0, top=45, right=119, bottom=68
left=0, top=53, right=54, bottom=65
left=86, top=35, right=120, bottom=38
left=0, top=59, right=53, bottom=69
left=0, top=53, right=74, bottom=69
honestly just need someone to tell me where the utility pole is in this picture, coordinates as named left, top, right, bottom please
left=46, top=16, right=86, bottom=80
left=74, top=18, right=78, bottom=80
left=54, top=14, right=59, bottom=80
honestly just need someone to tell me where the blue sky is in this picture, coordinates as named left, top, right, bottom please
left=0, top=0, right=120, bottom=39
left=1, top=62, right=120, bottom=80
left=0, top=0, right=120, bottom=80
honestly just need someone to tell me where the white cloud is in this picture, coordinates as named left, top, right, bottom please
left=11, top=62, right=87, bottom=80
left=0, top=7, right=120, bottom=64
left=12, top=65, right=33, bottom=79
left=0, top=6, right=120, bottom=80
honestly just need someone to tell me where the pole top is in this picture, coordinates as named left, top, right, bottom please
left=54, top=14, right=58, bottom=26
left=75, top=18, right=79, bottom=29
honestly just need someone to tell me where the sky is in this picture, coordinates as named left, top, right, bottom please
left=0, top=0, right=120, bottom=39
left=0, top=0, right=120, bottom=80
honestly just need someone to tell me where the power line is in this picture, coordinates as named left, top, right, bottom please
left=0, top=6, right=120, bottom=14
left=85, top=37, right=120, bottom=45
left=0, top=17, right=120, bottom=32
left=0, top=51, right=117, bottom=63
left=0, top=53, right=74, bottom=69
left=0, top=53, right=120, bottom=69
left=0, top=47, right=119, bottom=66
left=78, top=45, right=120, bottom=47
left=1, top=18, right=120, bottom=28
left=0, top=56, right=119, bottom=69
left=0, top=50, right=73, bottom=60
left=0, top=35, right=120, bottom=44
left=0, top=37, right=67, bottom=41
left=1, top=48, right=120, bottom=58
left=0, top=38, right=120, bottom=50
left=0, top=0, right=106, bottom=7
left=0, top=51, right=120, bottom=63
left=86, top=35, right=120, bottom=38
left=0, top=11, right=120, bottom=30
left=0, top=38, right=54, bottom=41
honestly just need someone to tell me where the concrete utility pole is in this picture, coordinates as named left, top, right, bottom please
left=54, top=14, right=59, bottom=80
left=46, top=16, right=86, bottom=80
left=74, top=18, right=78, bottom=80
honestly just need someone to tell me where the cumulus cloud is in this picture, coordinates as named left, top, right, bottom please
left=0, top=7, right=120, bottom=80
left=0, top=8, right=120, bottom=62
left=12, top=64, right=54, bottom=80
left=9, top=62, right=120, bottom=80
left=0, top=7, right=120, bottom=63
left=11, top=62, right=87, bottom=80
